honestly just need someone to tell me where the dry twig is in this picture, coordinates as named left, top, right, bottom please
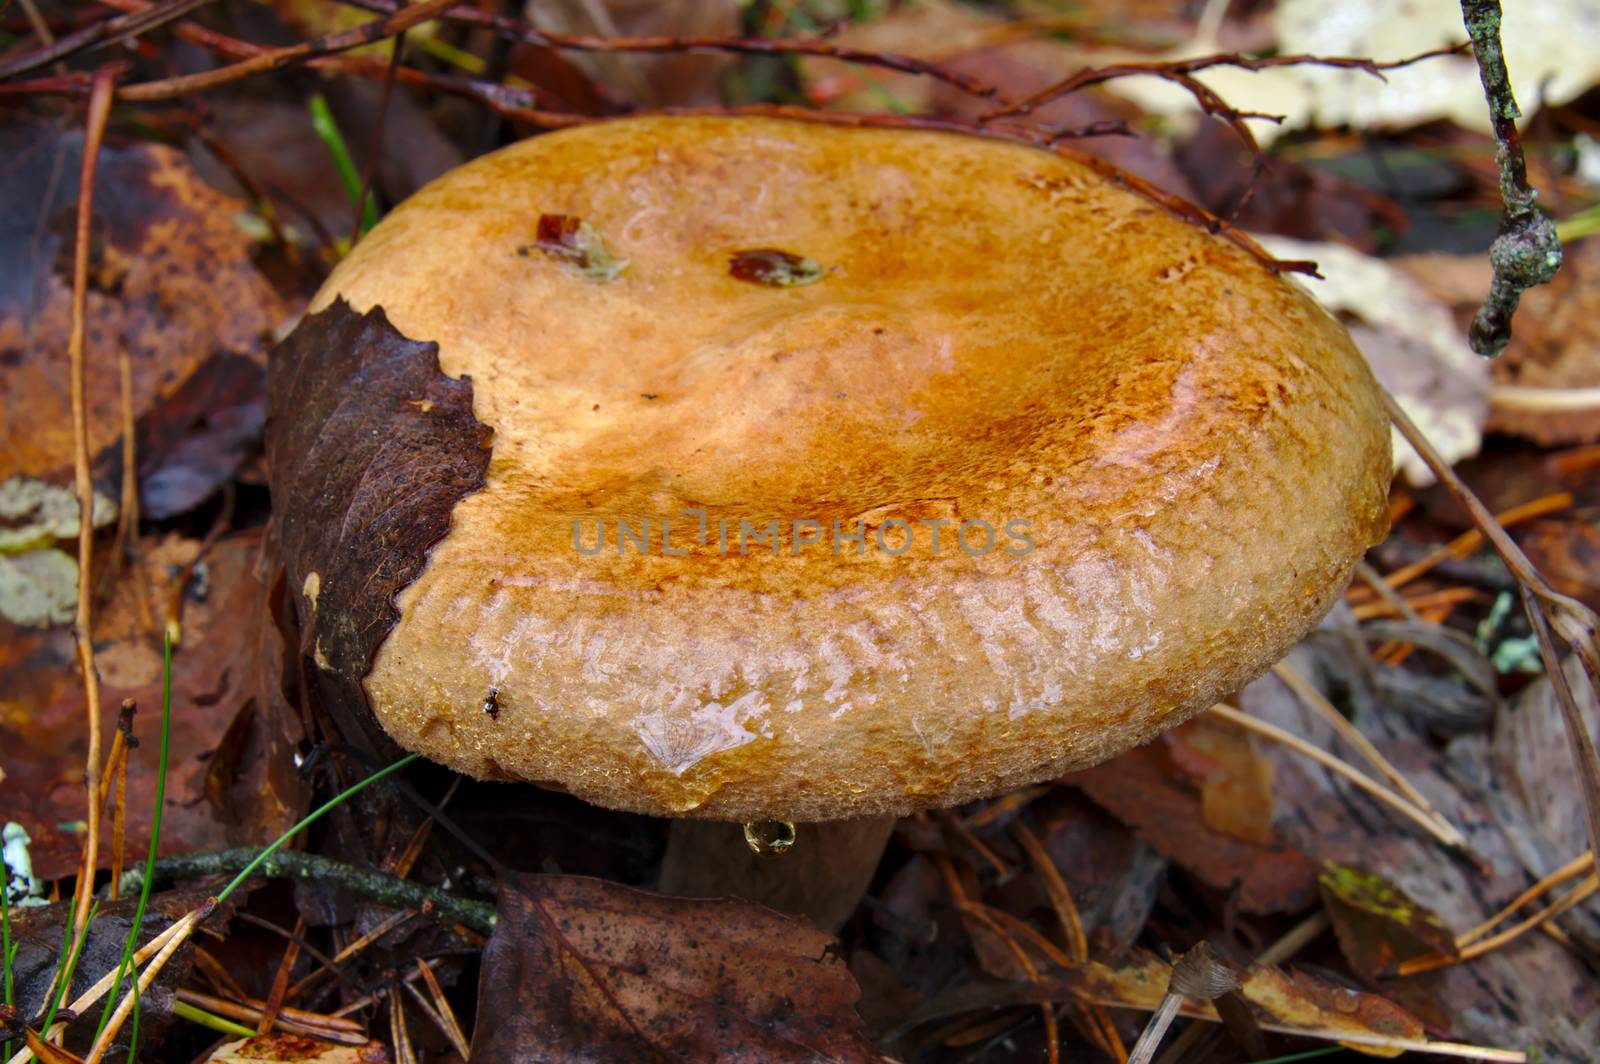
left=66, top=64, right=117, bottom=960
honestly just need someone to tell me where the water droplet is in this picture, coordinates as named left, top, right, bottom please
left=743, top=820, right=796, bottom=856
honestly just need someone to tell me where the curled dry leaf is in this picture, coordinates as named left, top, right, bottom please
left=1065, top=949, right=1429, bottom=1051
left=473, top=873, right=878, bottom=1063
left=1254, top=235, right=1488, bottom=487
left=203, top=1034, right=387, bottom=1063
left=1317, top=862, right=1457, bottom=980
left=0, top=119, right=284, bottom=488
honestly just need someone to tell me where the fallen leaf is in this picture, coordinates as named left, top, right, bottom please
left=1109, top=0, right=1600, bottom=145
left=0, top=531, right=307, bottom=880
left=1173, top=122, right=1409, bottom=251
left=524, top=0, right=741, bottom=108
left=472, top=873, right=878, bottom=1062
left=6, top=886, right=218, bottom=1057
left=1485, top=655, right=1600, bottom=952
left=1397, top=242, right=1600, bottom=446
left=1253, top=235, right=1488, bottom=487
left=1318, top=862, right=1457, bottom=979
left=203, top=1035, right=387, bottom=1062
left=1239, top=641, right=1600, bottom=1060
left=1064, top=742, right=1318, bottom=915
left=0, top=119, right=285, bottom=489
left=1166, top=715, right=1279, bottom=845
left=1018, top=788, right=1165, bottom=958
left=1066, top=949, right=1429, bottom=1052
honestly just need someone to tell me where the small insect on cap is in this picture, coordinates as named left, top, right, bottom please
left=267, top=115, right=1392, bottom=823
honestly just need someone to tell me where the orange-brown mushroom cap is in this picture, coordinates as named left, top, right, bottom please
left=295, top=115, right=1391, bottom=821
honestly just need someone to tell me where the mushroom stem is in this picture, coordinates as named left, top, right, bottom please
left=658, top=816, right=897, bottom=932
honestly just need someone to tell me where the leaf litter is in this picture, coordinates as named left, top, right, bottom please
left=1, top=0, right=1598, bottom=1060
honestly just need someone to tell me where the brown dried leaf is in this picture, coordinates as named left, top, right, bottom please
left=1239, top=643, right=1600, bottom=1059
left=1488, top=655, right=1600, bottom=950
left=472, top=873, right=878, bottom=1062
left=1016, top=789, right=1164, bottom=958
left=1065, top=949, right=1428, bottom=1051
left=1317, top=862, right=1457, bottom=980
left=797, top=1, right=1197, bottom=200
left=0, top=531, right=306, bottom=879
left=203, top=1035, right=387, bottom=1062
left=525, top=0, right=741, bottom=108
left=266, top=300, right=491, bottom=758
left=1065, top=743, right=1317, bottom=914
left=0, top=118, right=284, bottom=486
left=1166, top=715, right=1278, bottom=845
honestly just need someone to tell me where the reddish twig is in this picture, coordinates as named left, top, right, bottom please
left=66, top=63, right=117, bottom=956
left=984, top=44, right=1468, bottom=122
left=338, top=0, right=1007, bottom=106
left=112, top=0, right=457, bottom=101
left=0, top=0, right=213, bottom=80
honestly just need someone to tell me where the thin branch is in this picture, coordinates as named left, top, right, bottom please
left=1459, top=0, right=1562, bottom=355
left=113, top=0, right=458, bottom=101
left=338, top=0, right=1007, bottom=105
left=67, top=65, right=117, bottom=959
left=124, top=849, right=496, bottom=935
left=1380, top=389, right=1600, bottom=875
left=982, top=45, right=1466, bottom=122
left=1209, top=704, right=1468, bottom=854
left=0, top=0, right=214, bottom=80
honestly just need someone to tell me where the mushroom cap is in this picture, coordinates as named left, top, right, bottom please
left=296, top=115, right=1391, bottom=821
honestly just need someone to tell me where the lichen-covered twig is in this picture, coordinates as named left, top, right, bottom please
left=123, top=849, right=496, bottom=935
left=1459, top=0, right=1562, bottom=356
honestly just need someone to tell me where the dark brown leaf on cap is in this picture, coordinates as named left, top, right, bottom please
left=473, top=873, right=877, bottom=1063
left=266, top=299, right=490, bottom=753
left=728, top=249, right=825, bottom=287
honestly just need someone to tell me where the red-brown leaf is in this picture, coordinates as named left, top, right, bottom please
left=472, top=873, right=879, bottom=1063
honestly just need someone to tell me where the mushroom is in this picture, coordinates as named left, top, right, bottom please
left=266, top=116, right=1391, bottom=930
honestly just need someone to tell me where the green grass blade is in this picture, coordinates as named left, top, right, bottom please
left=95, top=631, right=174, bottom=1049
left=308, top=92, right=380, bottom=239
left=217, top=753, right=421, bottom=904
left=171, top=1000, right=253, bottom=1039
